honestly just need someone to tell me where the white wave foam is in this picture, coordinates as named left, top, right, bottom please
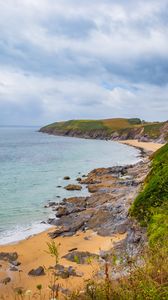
left=0, top=222, right=52, bottom=245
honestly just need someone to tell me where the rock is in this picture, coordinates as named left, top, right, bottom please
left=64, top=176, right=70, bottom=180
left=10, top=260, right=21, bottom=267
left=45, top=201, right=57, bottom=208
left=49, top=219, right=85, bottom=238
left=54, top=264, right=83, bottom=278
left=88, top=185, right=100, bottom=193
left=115, top=224, right=128, bottom=234
left=62, top=196, right=87, bottom=207
left=56, top=205, right=85, bottom=218
left=63, top=251, right=99, bottom=264
left=0, top=252, right=18, bottom=262
left=55, top=265, right=69, bottom=279
left=10, top=266, right=18, bottom=272
left=57, top=185, right=62, bottom=188
left=49, top=226, right=70, bottom=239
left=1, top=277, right=11, bottom=285
left=61, top=232, right=75, bottom=237
left=118, top=180, right=138, bottom=187
left=28, top=266, right=45, bottom=276
left=47, top=218, right=58, bottom=225
left=76, top=177, right=82, bottom=182
left=48, top=201, right=57, bottom=207
left=64, top=184, right=82, bottom=191
left=81, top=177, right=102, bottom=185
left=56, top=206, right=69, bottom=217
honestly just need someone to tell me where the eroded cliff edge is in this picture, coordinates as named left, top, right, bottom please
left=39, top=118, right=168, bottom=143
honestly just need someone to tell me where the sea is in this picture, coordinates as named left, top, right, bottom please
left=0, top=127, right=141, bottom=245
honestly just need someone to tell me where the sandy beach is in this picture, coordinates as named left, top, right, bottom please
left=119, top=140, right=164, bottom=152
left=0, top=228, right=124, bottom=298
left=0, top=141, right=164, bottom=299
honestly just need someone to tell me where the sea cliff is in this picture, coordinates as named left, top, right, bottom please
left=39, top=118, right=168, bottom=143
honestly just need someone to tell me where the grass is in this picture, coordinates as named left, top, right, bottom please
left=41, top=118, right=142, bottom=133
left=40, top=118, right=167, bottom=142
left=130, top=143, right=168, bottom=225
left=143, top=123, right=165, bottom=139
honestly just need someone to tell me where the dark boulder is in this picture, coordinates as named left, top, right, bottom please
left=64, top=184, right=82, bottom=191
left=54, top=264, right=83, bottom=279
left=28, top=266, right=45, bottom=276
left=0, top=252, right=18, bottom=262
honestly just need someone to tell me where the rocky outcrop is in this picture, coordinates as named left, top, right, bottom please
left=47, top=156, right=150, bottom=265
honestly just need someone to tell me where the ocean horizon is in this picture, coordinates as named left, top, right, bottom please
left=0, top=127, right=140, bottom=245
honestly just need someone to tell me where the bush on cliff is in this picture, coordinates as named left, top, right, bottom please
left=130, top=143, right=168, bottom=225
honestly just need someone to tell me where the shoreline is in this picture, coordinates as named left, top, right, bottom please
left=0, top=139, right=142, bottom=247
left=119, top=139, right=164, bottom=153
left=1, top=140, right=161, bottom=247
left=0, top=140, right=164, bottom=298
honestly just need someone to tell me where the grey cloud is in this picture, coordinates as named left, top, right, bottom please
left=43, top=16, right=96, bottom=39
left=0, top=0, right=168, bottom=125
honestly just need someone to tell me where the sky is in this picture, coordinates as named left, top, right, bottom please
left=0, top=0, right=168, bottom=126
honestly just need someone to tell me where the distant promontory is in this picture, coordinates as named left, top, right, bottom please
left=39, top=118, right=168, bottom=143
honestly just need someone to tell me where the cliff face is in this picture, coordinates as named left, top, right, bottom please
left=39, top=118, right=168, bottom=143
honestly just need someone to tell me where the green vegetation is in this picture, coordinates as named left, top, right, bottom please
left=143, top=123, right=165, bottom=139
left=68, top=244, right=168, bottom=300
left=69, top=143, right=168, bottom=300
left=45, top=119, right=107, bottom=132
left=41, top=118, right=142, bottom=133
left=131, top=143, right=168, bottom=226
left=40, top=118, right=167, bottom=142
left=130, top=142, right=168, bottom=258
left=128, top=118, right=142, bottom=125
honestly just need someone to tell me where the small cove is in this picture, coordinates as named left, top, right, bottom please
left=0, top=127, right=140, bottom=244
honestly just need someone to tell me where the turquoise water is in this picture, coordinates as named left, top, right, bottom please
left=0, top=127, right=140, bottom=245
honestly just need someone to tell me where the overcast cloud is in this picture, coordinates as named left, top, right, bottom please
left=0, top=0, right=168, bottom=125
